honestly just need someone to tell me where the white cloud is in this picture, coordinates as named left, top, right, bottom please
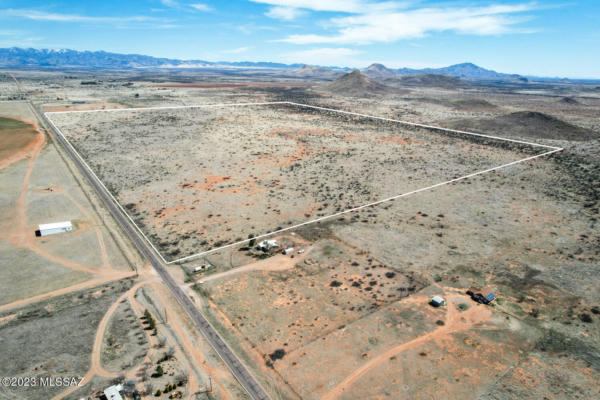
left=292, top=47, right=361, bottom=56
left=266, top=6, right=306, bottom=20
left=278, top=3, right=536, bottom=44
left=1, top=9, right=155, bottom=23
left=251, top=0, right=400, bottom=13
left=222, top=46, right=253, bottom=53
left=161, top=0, right=179, bottom=7
left=0, top=29, right=25, bottom=36
left=190, top=3, right=212, bottom=11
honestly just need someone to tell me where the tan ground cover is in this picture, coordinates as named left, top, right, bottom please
left=49, top=103, right=538, bottom=261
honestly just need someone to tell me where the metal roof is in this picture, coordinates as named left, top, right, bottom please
left=39, top=221, right=72, bottom=231
left=103, top=384, right=123, bottom=400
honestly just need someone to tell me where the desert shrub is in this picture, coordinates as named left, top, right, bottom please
left=269, top=349, right=286, bottom=361
left=579, top=313, right=593, bottom=323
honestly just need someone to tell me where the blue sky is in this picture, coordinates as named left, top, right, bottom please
left=0, top=0, right=598, bottom=78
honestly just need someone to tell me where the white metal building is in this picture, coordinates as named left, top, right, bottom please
left=38, top=221, right=73, bottom=236
left=430, top=296, right=446, bottom=307
left=103, top=384, right=123, bottom=400
left=194, top=264, right=212, bottom=273
left=257, top=239, right=279, bottom=250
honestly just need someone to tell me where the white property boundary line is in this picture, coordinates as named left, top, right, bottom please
left=45, top=101, right=563, bottom=264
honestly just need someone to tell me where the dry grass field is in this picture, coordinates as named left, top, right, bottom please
left=49, top=103, right=545, bottom=261
left=1, top=69, right=599, bottom=400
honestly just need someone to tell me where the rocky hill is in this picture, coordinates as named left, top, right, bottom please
left=396, top=62, right=522, bottom=81
left=391, top=73, right=469, bottom=89
left=287, top=65, right=345, bottom=79
left=445, top=111, right=597, bottom=141
left=322, top=70, right=393, bottom=96
left=362, top=63, right=397, bottom=79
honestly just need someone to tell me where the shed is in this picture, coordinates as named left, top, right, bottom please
left=257, top=239, right=279, bottom=250
left=38, top=221, right=72, bottom=237
left=430, top=296, right=445, bottom=307
left=193, top=264, right=211, bottom=273
left=104, top=384, right=123, bottom=400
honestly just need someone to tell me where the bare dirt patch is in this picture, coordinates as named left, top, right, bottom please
left=0, top=117, right=42, bottom=170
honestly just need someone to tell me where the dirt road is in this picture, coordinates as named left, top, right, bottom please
left=191, top=248, right=312, bottom=285
left=322, top=290, right=493, bottom=400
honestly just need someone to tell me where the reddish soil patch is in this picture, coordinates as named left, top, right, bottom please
left=0, top=314, right=16, bottom=325
left=44, top=102, right=125, bottom=112
left=199, top=175, right=233, bottom=191
left=377, top=135, right=415, bottom=145
left=0, top=117, right=42, bottom=170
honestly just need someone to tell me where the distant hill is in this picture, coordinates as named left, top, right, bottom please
left=362, top=63, right=397, bottom=79
left=558, top=96, right=580, bottom=105
left=0, top=47, right=581, bottom=82
left=396, top=62, right=522, bottom=81
left=287, top=64, right=345, bottom=79
left=363, top=62, right=524, bottom=82
left=323, top=70, right=393, bottom=97
left=444, top=111, right=597, bottom=141
left=0, top=47, right=302, bottom=70
left=388, top=73, right=469, bottom=89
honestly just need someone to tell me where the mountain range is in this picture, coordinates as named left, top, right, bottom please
left=0, top=47, right=303, bottom=70
left=1, top=47, right=526, bottom=81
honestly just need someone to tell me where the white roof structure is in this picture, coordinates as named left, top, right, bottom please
left=431, top=296, right=445, bottom=306
left=104, top=384, right=123, bottom=400
left=258, top=239, right=279, bottom=249
left=39, top=221, right=72, bottom=231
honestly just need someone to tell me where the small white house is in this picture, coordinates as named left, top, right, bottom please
left=193, top=264, right=212, bottom=273
left=430, top=296, right=445, bottom=307
left=103, top=384, right=123, bottom=400
left=282, top=247, right=294, bottom=255
left=38, top=221, right=72, bottom=237
left=257, top=239, right=279, bottom=251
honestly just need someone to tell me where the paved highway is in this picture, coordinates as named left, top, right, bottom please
left=30, top=101, right=271, bottom=400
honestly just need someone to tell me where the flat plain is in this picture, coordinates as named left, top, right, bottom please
left=49, top=103, right=546, bottom=261
left=1, top=69, right=599, bottom=400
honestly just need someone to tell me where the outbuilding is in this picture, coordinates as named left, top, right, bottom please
left=38, top=221, right=72, bottom=237
left=103, top=384, right=123, bottom=400
left=257, top=239, right=279, bottom=251
left=430, top=296, right=446, bottom=307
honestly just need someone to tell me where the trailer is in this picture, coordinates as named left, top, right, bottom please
left=37, top=221, right=73, bottom=237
